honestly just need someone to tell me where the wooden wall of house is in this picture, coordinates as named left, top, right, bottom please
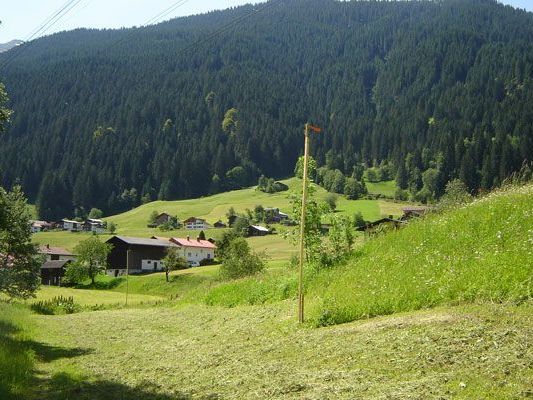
left=106, top=238, right=168, bottom=270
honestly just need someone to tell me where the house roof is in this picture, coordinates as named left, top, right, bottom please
left=108, top=236, right=178, bottom=248
left=39, top=245, right=74, bottom=256
left=184, top=217, right=206, bottom=223
left=170, top=237, right=216, bottom=249
left=62, top=219, right=81, bottom=224
left=250, top=225, right=269, bottom=232
left=31, top=220, right=51, bottom=227
left=87, top=218, right=104, bottom=224
left=41, top=260, right=71, bottom=270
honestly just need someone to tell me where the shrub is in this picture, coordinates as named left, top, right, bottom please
left=30, top=296, right=81, bottom=315
left=219, top=238, right=265, bottom=280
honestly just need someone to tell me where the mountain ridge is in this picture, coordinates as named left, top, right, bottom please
left=0, top=0, right=532, bottom=219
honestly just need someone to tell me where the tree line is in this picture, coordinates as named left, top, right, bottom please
left=0, top=0, right=532, bottom=219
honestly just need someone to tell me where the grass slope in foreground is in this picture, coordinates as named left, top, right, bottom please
left=1, top=301, right=531, bottom=399
left=308, top=184, right=533, bottom=326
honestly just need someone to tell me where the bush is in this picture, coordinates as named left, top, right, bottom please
left=219, top=238, right=265, bottom=280
left=30, top=296, right=81, bottom=315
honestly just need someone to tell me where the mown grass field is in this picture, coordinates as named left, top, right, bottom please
left=1, top=300, right=531, bottom=399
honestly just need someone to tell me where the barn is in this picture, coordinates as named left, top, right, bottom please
left=105, top=236, right=178, bottom=276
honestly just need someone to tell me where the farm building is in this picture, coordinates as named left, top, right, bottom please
left=147, top=212, right=173, bottom=228
left=264, top=208, right=289, bottom=223
left=105, top=236, right=179, bottom=276
left=40, top=259, right=72, bottom=286
left=400, top=207, right=429, bottom=220
left=213, top=220, right=227, bottom=228
left=248, top=225, right=270, bottom=236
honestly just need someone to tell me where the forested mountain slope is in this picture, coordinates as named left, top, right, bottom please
left=0, top=0, right=532, bottom=219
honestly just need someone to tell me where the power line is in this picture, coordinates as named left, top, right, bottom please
left=26, top=0, right=77, bottom=43
left=104, top=0, right=190, bottom=52
left=0, top=0, right=85, bottom=70
left=173, top=0, right=283, bottom=58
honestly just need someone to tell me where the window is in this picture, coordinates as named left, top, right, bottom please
left=147, top=260, right=151, bottom=264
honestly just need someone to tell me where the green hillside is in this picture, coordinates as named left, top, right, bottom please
left=32, top=178, right=408, bottom=252
left=308, top=184, right=533, bottom=326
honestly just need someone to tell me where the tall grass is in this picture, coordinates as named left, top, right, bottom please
left=307, top=184, right=533, bottom=326
left=0, top=302, right=35, bottom=399
left=205, top=272, right=298, bottom=307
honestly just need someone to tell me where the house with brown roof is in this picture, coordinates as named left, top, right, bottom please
left=183, top=217, right=210, bottom=230
left=105, top=236, right=179, bottom=276
left=38, top=245, right=76, bottom=261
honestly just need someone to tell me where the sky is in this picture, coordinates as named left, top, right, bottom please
left=0, top=0, right=532, bottom=43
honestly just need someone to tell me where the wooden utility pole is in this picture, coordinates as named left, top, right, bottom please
left=298, top=123, right=321, bottom=323
left=126, top=248, right=131, bottom=306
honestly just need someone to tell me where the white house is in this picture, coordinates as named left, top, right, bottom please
left=84, top=218, right=106, bottom=234
left=30, top=220, right=52, bottom=233
left=183, top=217, right=210, bottom=230
left=62, top=219, right=83, bottom=232
left=169, top=236, right=216, bottom=266
left=38, top=244, right=76, bottom=262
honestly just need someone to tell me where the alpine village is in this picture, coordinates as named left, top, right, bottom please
left=0, top=0, right=532, bottom=399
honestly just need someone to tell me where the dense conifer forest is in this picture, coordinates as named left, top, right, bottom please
left=0, top=0, right=532, bottom=219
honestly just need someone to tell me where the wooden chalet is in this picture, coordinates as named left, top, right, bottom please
left=148, top=212, right=173, bottom=228
left=30, top=220, right=52, bottom=233
left=83, top=218, right=106, bottom=234
left=61, top=219, right=83, bottom=232
left=105, top=236, right=179, bottom=276
left=184, top=217, right=210, bottom=230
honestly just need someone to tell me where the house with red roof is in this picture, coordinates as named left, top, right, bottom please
left=169, top=236, right=216, bottom=266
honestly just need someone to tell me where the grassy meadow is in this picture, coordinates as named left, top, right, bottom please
left=32, top=178, right=407, bottom=252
